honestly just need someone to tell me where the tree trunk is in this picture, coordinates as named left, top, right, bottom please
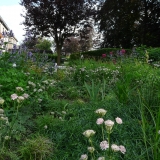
left=56, top=45, right=61, bottom=65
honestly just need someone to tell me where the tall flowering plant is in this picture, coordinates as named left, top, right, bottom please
left=80, top=108, right=126, bottom=160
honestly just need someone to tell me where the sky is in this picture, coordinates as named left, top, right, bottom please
left=0, top=0, right=25, bottom=45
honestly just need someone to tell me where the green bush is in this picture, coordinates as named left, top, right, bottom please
left=69, top=48, right=132, bottom=61
left=148, top=48, right=160, bottom=61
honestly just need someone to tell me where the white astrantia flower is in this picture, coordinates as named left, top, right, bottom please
left=0, top=98, right=4, bottom=105
left=104, top=120, right=114, bottom=132
left=119, top=145, right=126, bottom=154
left=87, top=147, right=95, bottom=153
left=17, top=96, right=25, bottom=103
left=4, top=136, right=11, bottom=140
left=62, top=111, right=66, bottom=114
left=16, top=87, right=24, bottom=92
left=83, top=130, right=96, bottom=138
left=100, top=140, right=109, bottom=150
left=0, top=108, right=4, bottom=114
left=96, top=118, right=104, bottom=125
left=115, top=117, right=123, bottom=124
left=12, top=63, right=16, bottom=67
left=111, top=144, right=120, bottom=152
left=95, top=108, right=107, bottom=117
left=44, top=125, right=48, bottom=129
left=11, top=93, right=18, bottom=100
left=80, top=154, right=88, bottom=160
left=22, top=93, right=29, bottom=99
left=97, top=157, right=105, bottom=160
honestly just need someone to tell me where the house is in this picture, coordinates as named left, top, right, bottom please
left=0, top=15, right=18, bottom=50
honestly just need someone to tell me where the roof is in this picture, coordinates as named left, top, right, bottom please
left=0, top=15, right=10, bottom=30
left=0, top=15, right=18, bottom=42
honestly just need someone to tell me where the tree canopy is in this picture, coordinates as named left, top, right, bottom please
left=97, top=0, right=160, bottom=48
left=20, top=0, right=99, bottom=64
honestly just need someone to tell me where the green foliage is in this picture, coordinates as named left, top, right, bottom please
left=148, top=48, right=160, bottom=61
left=1, top=47, right=160, bottom=160
left=69, top=48, right=132, bottom=61
left=84, top=80, right=101, bottom=102
left=19, top=135, right=53, bottom=160
left=35, top=39, right=52, bottom=51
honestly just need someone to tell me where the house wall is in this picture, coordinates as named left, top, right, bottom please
left=0, top=16, right=18, bottom=50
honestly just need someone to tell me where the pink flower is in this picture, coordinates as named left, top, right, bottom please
left=100, top=140, right=109, bottom=150
left=22, top=93, right=29, bottom=99
left=119, top=145, right=126, bottom=154
left=80, top=154, right=88, bottom=160
left=115, top=117, right=122, bottom=124
left=121, top=49, right=126, bottom=54
left=102, top=54, right=106, bottom=58
left=11, top=94, right=18, bottom=100
left=96, top=118, right=104, bottom=125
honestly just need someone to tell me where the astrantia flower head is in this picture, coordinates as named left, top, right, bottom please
left=104, top=120, right=114, bottom=133
left=80, top=154, right=88, bottom=160
left=87, top=147, right=95, bottom=153
left=119, top=145, right=126, bottom=154
left=17, top=96, right=25, bottom=103
left=11, top=94, right=18, bottom=100
left=22, top=93, right=29, bottom=99
left=115, top=117, right=122, bottom=124
left=100, top=140, right=109, bottom=150
left=111, top=144, right=119, bottom=152
left=97, top=157, right=105, bottom=160
left=0, top=97, right=4, bottom=105
left=0, top=108, right=4, bottom=114
left=16, top=87, right=24, bottom=92
left=4, top=136, right=11, bottom=140
left=83, top=130, right=96, bottom=138
left=12, top=63, right=16, bottom=67
left=96, top=118, right=104, bottom=125
left=95, top=108, right=107, bottom=117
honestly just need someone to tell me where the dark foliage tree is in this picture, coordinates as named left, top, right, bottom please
left=97, top=0, right=141, bottom=48
left=21, top=30, right=38, bottom=50
left=20, top=0, right=99, bottom=64
left=79, top=21, right=94, bottom=52
left=62, top=36, right=80, bottom=54
left=98, top=0, right=160, bottom=48
left=137, top=0, right=160, bottom=47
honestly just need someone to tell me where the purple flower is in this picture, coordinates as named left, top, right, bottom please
left=27, top=52, right=33, bottom=58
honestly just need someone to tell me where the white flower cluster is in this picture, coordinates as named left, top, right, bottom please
left=11, top=87, right=29, bottom=103
left=0, top=97, right=5, bottom=105
left=81, top=108, right=126, bottom=159
left=0, top=108, right=9, bottom=125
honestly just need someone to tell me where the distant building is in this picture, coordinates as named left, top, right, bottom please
left=0, top=15, right=18, bottom=50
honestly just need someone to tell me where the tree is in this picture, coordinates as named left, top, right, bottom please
left=79, top=21, right=94, bottom=52
left=62, top=36, right=80, bottom=54
left=97, top=0, right=141, bottom=48
left=21, top=30, right=38, bottom=50
left=35, top=38, right=52, bottom=51
left=137, top=0, right=160, bottom=47
left=20, top=0, right=99, bottom=65
left=97, top=0, right=160, bottom=48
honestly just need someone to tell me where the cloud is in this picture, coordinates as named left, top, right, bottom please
left=0, top=4, right=25, bottom=44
